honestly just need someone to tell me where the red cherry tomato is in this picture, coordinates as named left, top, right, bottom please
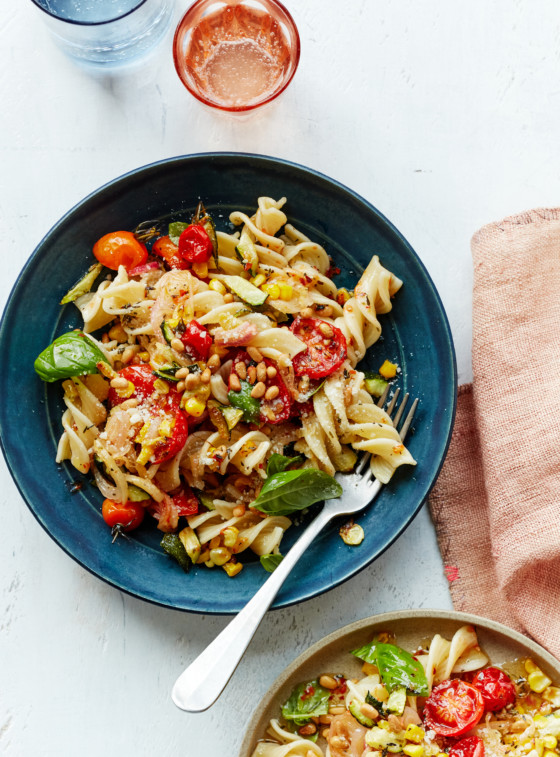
left=448, top=737, right=485, bottom=757
left=178, top=225, right=213, bottom=264
left=290, top=317, right=347, bottom=379
left=170, top=486, right=199, bottom=516
left=423, top=679, right=484, bottom=737
left=107, top=364, right=158, bottom=407
left=150, top=405, right=189, bottom=465
left=152, top=235, right=188, bottom=270
left=180, top=320, right=213, bottom=361
left=231, top=352, right=292, bottom=425
left=102, top=499, right=145, bottom=532
left=470, top=667, right=516, bottom=712
left=93, top=231, right=148, bottom=271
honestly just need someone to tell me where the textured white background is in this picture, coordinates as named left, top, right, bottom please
left=2, top=1, right=560, bottom=754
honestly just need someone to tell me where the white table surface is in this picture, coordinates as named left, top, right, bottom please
left=2, top=1, right=560, bottom=754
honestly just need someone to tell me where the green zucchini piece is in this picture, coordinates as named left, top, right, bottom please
left=197, top=493, right=216, bottom=511
left=60, top=263, right=103, bottom=305
left=363, top=371, right=388, bottom=397
left=223, top=405, right=244, bottom=431
left=385, top=686, right=407, bottom=715
left=222, top=275, right=268, bottom=307
left=236, top=229, right=259, bottom=276
left=161, top=321, right=175, bottom=345
left=161, top=534, right=191, bottom=573
left=152, top=363, right=181, bottom=381
left=127, top=484, right=152, bottom=502
left=349, top=699, right=375, bottom=727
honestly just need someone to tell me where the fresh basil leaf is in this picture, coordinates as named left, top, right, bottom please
left=34, top=331, right=106, bottom=382
left=266, top=454, right=303, bottom=477
left=260, top=553, right=284, bottom=572
left=252, top=469, right=342, bottom=517
left=281, top=680, right=330, bottom=724
left=228, top=381, right=261, bottom=424
left=352, top=641, right=429, bottom=695
left=60, top=262, right=103, bottom=304
left=168, top=221, right=189, bottom=245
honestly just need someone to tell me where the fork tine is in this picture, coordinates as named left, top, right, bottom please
left=376, top=383, right=390, bottom=408
left=392, top=392, right=409, bottom=428
left=385, top=387, right=401, bottom=416
left=399, top=398, right=418, bottom=441
left=355, top=451, right=371, bottom=475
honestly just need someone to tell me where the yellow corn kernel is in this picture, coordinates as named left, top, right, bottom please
left=543, top=688, right=560, bottom=708
left=209, top=536, right=221, bottom=550
left=217, top=312, right=240, bottom=330
left=204, top=559, right=215, bottom=568
left=529, top=671, right=553, bottom=694
left=153, top=378, right=169, bottom=394
left=405, top=725, right=425, bottom=744
left=97, top=361, right=118, bottom=379
left=192, top=261, right=208, bottom=279
left=278, top=282, right=294, bottom=301
left=535, top=739, right=545, bottom=757
left=158, top=418, right=173, bottom=437
left=379, top=360, right=398, bottom=379
left=184, top=397, right=206, bottom=417
left=377, top=720, right=391, bottom=731
left=526, top=660, right=539, bottom=674
left=209, top=547, right=231, bottom=566
left=138, top=351, right=150, bottom=362
left=403, top=745, right=424, bottom=757
left=222, top=526, right=239, bottom=549
left=336, top=287, right=351, bottom=306
left=208, top=278, right=227, bottom=295
left=136, top=443, right=154, bottom=466
left=262, top=283, right=280, bottom=299
left=223, top=561, right=243, bottom=577
left=543, top=737, right=558, bottom=750
left=544, top=751, right=558, bottom=757
left=503, top=736, right=517, bottom=745
left=250, top=273, right=267, bottom=288
left=197, top=549, right=210, bottom=564
left=361, top=662, right=379, bottom=676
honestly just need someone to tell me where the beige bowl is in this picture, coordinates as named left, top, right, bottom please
left=239, top=609, right=560, bottom=757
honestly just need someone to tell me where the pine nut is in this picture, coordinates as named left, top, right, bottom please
left=110, top=376, right=129, bottom=389
left=301, top=307, right=314, bottom=318
left=319, top=675, right=338, bottom=690
left=175, top=367, right=189, bottom=379
left=256, top=362, right=267, bottom=382
left=223, top=293, right=234, bottom=303
left=122, top=346, right=138, bottom=364
left=176, top=381, right=185, bottom=393
left=119, top=398, right=138, bottom=410
left=360, top=702, right=378, bottom=720
left=265, top=385, right=280, bottom=401
left=232, top=504, right=246, bottom=517
left=298, top=724, right=316, bottom=736
left=230, top=374, right=241, bottom=392
left=207, top=354, right=221, bottom=372
left=319, top=714, right=332, bottom=725
left=170, top=337, right=185, bottom=353
left=388, top=714, right=403, bottom=732
left=266, top=365, right=277, bottom=379
left=200, top=368, right=212, bottom=384
left=323, top=305, right=333, bottom=317
left=186, top=373, right=201, bottom=390
left=251, top=381, right=266, bottom=398
left=319, top=322, right=333, bottom=338
left=321, top=729, right=330, bottom=740
left=235, top=362, right=247, bottom=380
left=329, top=705, right=345, bottom=716
left=247, top=366, right=257, bottom=384
left=265, top=409, right=277, bottom=422
left=247, top=347, right=263, bottom=362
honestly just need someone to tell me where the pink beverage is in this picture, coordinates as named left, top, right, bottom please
left=173, top=0, right=300, bottom=113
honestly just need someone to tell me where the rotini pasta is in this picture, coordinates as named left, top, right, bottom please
left=35, top=196, right=416, bottom=578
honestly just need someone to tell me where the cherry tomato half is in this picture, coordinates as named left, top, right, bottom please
left=107, top=364, right=158, bottom=408
left=448, top=736, right=485, bottom=757
left=178, top=225, right=213, bottom=264
left=93, top=231, right=148, bottom=271
left=170, top=486, right=199, bottom=516
left=423, top=679, right=484, bottom=737
left=152, top=235, right=188, bottom=270
left=470, top=667, right=516, bottom=712
left=180, top=320, right=213, bottom=361
left=150, top=405, right=189, bottom=465
left=290, top=317, right=347, bottom=379
left=102, top=499, right=145, bottom=532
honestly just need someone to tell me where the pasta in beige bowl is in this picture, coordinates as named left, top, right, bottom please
left=239, top=610, right=560, bottom=757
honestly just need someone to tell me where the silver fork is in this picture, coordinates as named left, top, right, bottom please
left=171, top=389, right=418, bottom=713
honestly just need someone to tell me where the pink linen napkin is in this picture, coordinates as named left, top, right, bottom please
left=429, top=208, right=560, bottom=659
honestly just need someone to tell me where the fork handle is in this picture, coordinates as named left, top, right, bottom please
left=171, top=507, right=334, bottom=712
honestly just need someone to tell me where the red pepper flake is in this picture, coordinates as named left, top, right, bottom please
left=301, top=684, right=316, bottom=700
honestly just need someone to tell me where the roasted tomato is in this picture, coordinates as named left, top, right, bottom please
left=290, top=317, right=347, bottom=379
left=150, top=404, right=189, bottom=465
left=107, top=364, right=158, bottom=407
left=170, top=486, right=199, bottom=516
left=448, top=736, right=485, bottom=757
left=93, top=231, right=148, bottom=271
left=152, top=235, right=188, bottom=270
left=422, top=679, right=484, bottom=737
left=470, top=667, right=516, bottom=712
left=180, top=320, right=213, bottom=361
left=102, top=499, right=145, bottom=532
left=178, top=225, right=213, bottom=264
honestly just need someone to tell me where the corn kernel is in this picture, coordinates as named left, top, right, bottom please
left=222, top=526, right=239, bottom=548
left=336, top=287, right=351, bottom=306
left=209, top=547, right=232, bottom=566
left=526, top=660, right=539, bottom=674
left=208, top=278, right=227, bottom=295
left=378, top=720, right=391, bottom=731
left=197, top=549, right=210, bottom=564
left=262, top=283, right=280, bottom=299
left=217, top=312, right=240, bottom=330
left=535, top=739, right=545, bottom=757
left=362, top=662, right=379, bottom=676
left=204, top=559, right=215, bottom=568
left=403, top=745, right=424, bottom=757
left=138, top=351, right=150, bottom=362
left=379, top=360, right=398, bottom=379
left=405, top=726, right=425, bottom=744
left=529, top=671, right=553, bottom=694
left=184, top=397, right=206, bottom=417
left=543, top=688, right=560, bottom=708
left=543, top=738, right=558, bottom=750
left=192, top=261, right=208, bottom=279
left=278, top=282, right=294, bottom=300
left=158, top=418, right=173, bottom=437
left=153, top=378, right=169, bottom=394
left=178, top=527, right=201, bottom=564
left=223, top=561, right=243, bottom=577
left=250, top=273, right=267, bottom=288
left=544, top=751, right=558, bottom=757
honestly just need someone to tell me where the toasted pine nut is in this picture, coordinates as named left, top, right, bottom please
left=247, top=346, right=263, bottom=362
left=207, top=354, right=221, bottom=372
left=265, top=409, right=277, bottom=422
left=223, top=293, right=234, bottom=303
left=233, top=504, right=246, bottom=517
left=247, top=365, right=257, bottom=384
left=119, top=398, right=138, bottom=410
left=329, top=705, right=345, bottom=716
left=360, top=702, right=378, bottom=720
left=319, top=322, right=333, bottom=338
left=319, top=714, right=332, bottom=725
left=298, top=724, right=316, bottom=736
left=108, top=323, right=127, bottom=342
left=301, top=307, right=314, bottom=318
left=388, top=714, right=403, bottom=732
left=323, top=305, right=333, bottom=317
left=330, top=736, right=349, bottom=749
left=266, top=365, right=277, bottom=379
left=170, top=337, right=185, bottom=353
left=235, top=362, right=247, bottom=380
left=321, top=729, right=330, bottom=740
left=186, top=373, right=201, bottom=390
left=251, top=381, right=266, bottom=398
left=176, top=381, right=185, bottom=393
left=122, top=346, right=138, bottom=364
left=256, top=362, right=266, bottom=382
left=200, top=368, right=212, bottom=384
left=230, top=374, right=241, bottom=392
left=264, top=385, right=280, bottom=401
left=175, top=367, right=189, bottom=379
left=319, top=675, right=338, bottom=690
left=110, top=376, right=129, bottom=389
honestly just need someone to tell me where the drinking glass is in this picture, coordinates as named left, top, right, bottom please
left=30, top=0, right=175, bottom=66
left=173, top=0, right=300, bottom=113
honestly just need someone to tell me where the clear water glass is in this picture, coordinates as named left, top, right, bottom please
left=30, top=0, right=175, bottom=66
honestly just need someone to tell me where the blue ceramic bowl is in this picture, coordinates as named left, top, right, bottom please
left=0, top=153, right=456, bottom=613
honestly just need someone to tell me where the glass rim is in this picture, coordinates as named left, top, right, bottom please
left=173, top=0, right=301, bottom=113
left=29, top=0, right=149, bottom=26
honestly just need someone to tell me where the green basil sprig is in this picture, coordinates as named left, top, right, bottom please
left=266, top=453, right=303, bottom=477
left=34, top=330, right=106, bottom=382
left=281, top=679, right=331, bottom=727
left=228, top=380, right=261, bottom=424
left=260, top=553, right=284, bottom=573
left=168, top=221, right=189, bottom=246
left=352, top=641, right=429, bottom=696
left=252, top=468, right=342, bottom=517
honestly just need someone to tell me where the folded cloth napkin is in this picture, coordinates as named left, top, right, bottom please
left=429, top=208, right=560, bottom=659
